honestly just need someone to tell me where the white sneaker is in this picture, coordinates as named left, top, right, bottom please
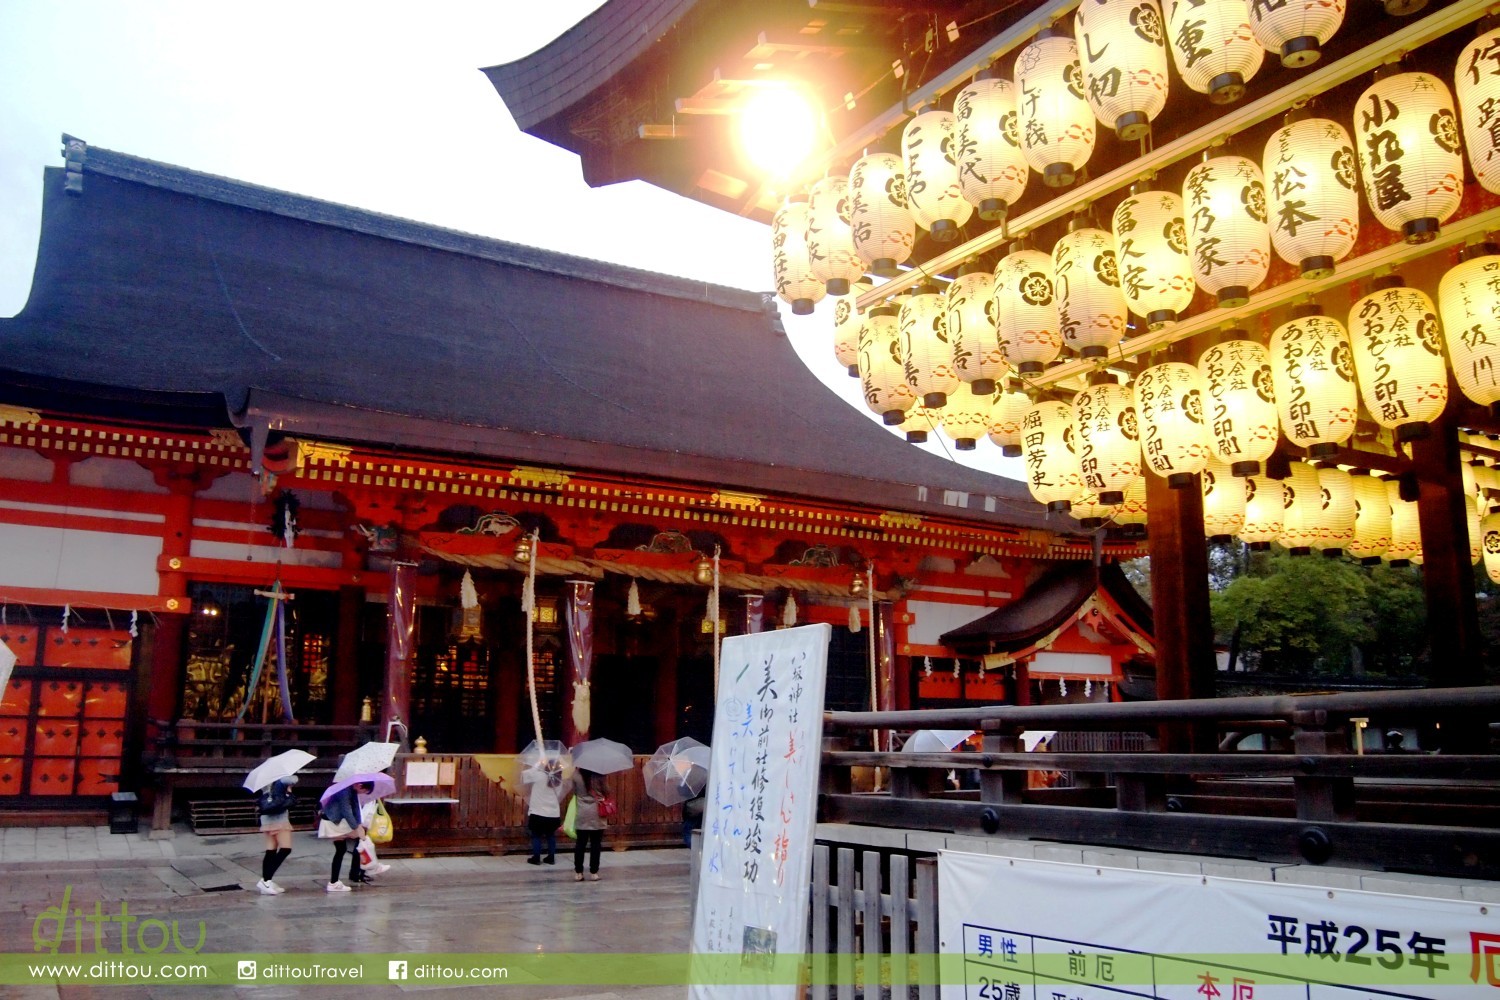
left=367, top=863, right=391, bottom=876
left=326, top=881, right=352, bottom=893
left=256, top=880, right=277, bottom=895
left=266, top=880, right=286, bottom=894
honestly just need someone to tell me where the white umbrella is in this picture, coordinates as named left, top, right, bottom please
left=335, top=741, right=401, bottom=781
left=243, top=749, right=316, bottom=792
left=519, top=739, right=573, bottom=787
left=571, top=738, right=635, bottom=775
left=901, top=729, right=977, bottom=753
left=643, top=737, right=711, bottom=806
left=1022, top=730, right=1058, bottom=752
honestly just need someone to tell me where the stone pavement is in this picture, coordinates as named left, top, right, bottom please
left=0, top=825, right=694, bottom=999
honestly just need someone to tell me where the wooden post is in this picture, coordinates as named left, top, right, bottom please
left=330, top=585, right=363, bottom=726
left=1409, top=417, right=1483, bottom=689
left=1145, top=468, right=1217, bottom=752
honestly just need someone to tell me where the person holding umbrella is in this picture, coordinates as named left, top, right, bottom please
left=318, top=772, right=394, bottom=891
left=243, top=749, right=315, bottom=896
left=570, top=768, right=610, bottom=882
left=524, top=758, right=566, bottom=866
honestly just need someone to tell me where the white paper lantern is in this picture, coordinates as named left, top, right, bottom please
left=1198, top=337, right=1280, bottom=475
left=900, top=285, right=959, bottom=408
left=1183, top=155, right=1271, bottom=308
left=1070, top=488, right=1122, bottom=528
left=1353, top=70, right=1464, bottom=244
left=940, top=382, right=995, bottom=450
left=1116, top=476, right=1150, bottom=534
left=772, top=198, right=825, bottom=316
left=1202, top=457, right=1247, bottom=538
left=1278, top=460, right=1322, bottom=553
left=857, top=304, right=916, bottom=425
left=1263, top=116, right=1360, bottom=279
left=1074, top=0, right=1171, bottom=139
left=1437, top=244, right=1500, bottom=415
left=1250, top=0, right=1344, bottom=68
left=954, top=74, right=1030, bottom=222
left=1348, top=471, right=1392, bottom=563
left=1268, top=306, right=1359, bottom=457
left=1385, top=478, right=1423, bottom=565
left=1348, top=276, right=1448, bottom=441
left=1073, top=380, right=1143, bottom=504
left=988, top=385, right=1032, bottom=457
left=1134, top=361, right=1212, bottom=485
left=831, top=276, right=874, bottom=377
left=903, top=110, right=973, bottom=243
left=1112, top=186, right=1195, bottom=328
left=1240, top=474, right=1285, bottom=547
left=1467, top=494, right=1483, bottom=565
left=995, top=244, right=1063, bottom=374
left=899, top=403, right=939, bottom=443
left=1015, top=31, right=1097, bottom=188
left=1312, top=466, right=1357, bottom=555
left=848, top=152, right=915, bottom=276
left=947, top=264, right=1006, bottom=393
left=1482, top=510, right=1500, bottom=583
left=1167, top=0, right=1262, bottom=104
left=1457, top=24, right=1500, bottom=195
left=806, top=176, right=866, bottom=296
left=1023, top=400, right=1086, bottom=511
left=1054, top=224, right=1129, bottom=359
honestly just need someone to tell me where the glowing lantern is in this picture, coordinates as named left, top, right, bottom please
left=1112, top=185, right=1194, bottom=329
left=771, top=198, right=825, bottom=316
left=1054, top=222, right=1129, bottom=359
left=899, top=404, right=939, bottom=444
left=1482, top=510, right=1500, bottom=583
left=857, top=304, right=916, bottom=425
left=1166, top=0, right=1262, bottom=104
left=1015, top=30, right=1096, bottom=188
left=1278, top=460, right=1322, bottom=553
left=940, top=382, right=995, bottom=450
left=1268, top=305, right=1359, bottom=457
left=831, top=277, right=874, bottom=377
left=1183, top=155, right=1271, bottom=308
left=1353, top=70, right=1464, bottom=244
left=848, top=153, right=914, bottom=277
left=1249, top=0, right=1344, bottom=68
left=947, top=263, right=1006, bottom=394
left=1198, top=336, right=1280, bottom=475
left=954, top=73, right=1030, bottom=222
left=1073, top=379, right=1143, bottom=504
left=900, top=285, right=958, bottom=408
left=1070, top=488, right=1122, bottom=528
left=1240, top=474, right=1285, bottom=548
left=1074, top=0, right=1171, bottom=140
left=995, top=243, right=1063, bottom=374
left=1262, top=115, right=1359, bottom=280
left=988, top=385, right=1032, bottom=457
left=903, top=110, right=973, bottom=243
left=1023, top=400, right=1085, bottom=511
left=1467, top=495, right=1483, bottom=565
left=1457, top=23, right=1500, bottom=195
left=1312, top=466, right=1356, bottom=555
left=1117, top=476, right=1149, bottom=535
left=806, top=176, right=865, bottom=296
left=1348, top=471, right=1392, bottom=563
left=1384, top=478, right=1422, bottom=565
left=1437, top=243, right=1500, bottom=416
left=1134, top=361, right=1211, bottom=486
left=1348, top=276, right=1448, bottom=442
left=1201, top=457, right=1247, bottom=538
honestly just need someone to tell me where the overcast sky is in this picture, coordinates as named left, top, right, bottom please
left=0, top=1, right=1021, bottom=481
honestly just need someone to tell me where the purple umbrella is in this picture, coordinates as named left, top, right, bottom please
left=319, top=771, right=395, bottom=805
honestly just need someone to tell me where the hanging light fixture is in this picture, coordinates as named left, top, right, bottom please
left=995, top=240, right=1063, bottom=374
left=1278, top=460, right=1322, bottom=554
left=987, top=383, right=1032, bottom=457
left=1348, top=470, right=1392, bottom=564
left=899, top=403, right=939, bottom=443
left=1201, top=457, right=1247, bottom=539
left=692, top=555, right=715, bottom=586
left=940, top=382, right=996, bottom=451
left=1312, top=465, right=1357, bottom=556
left=903, top=110, right=973, bottom=243
left=1348, top=274, right=1448, bottom=442
left=1112, top=181, right=1194, bottom=329
left=1384, top=477, right=1423, bottom=566
left=1457, top=20, right=1500, bottom=195
left=1467, top=494, right=1484, bottom=565
left=1134, top=360, right=1212, bottom=487
left=1069, top=488, right=1121, bottom=529
left=1166, top=0, right=1263, bottom=104
left=1249, top=0, right=1345, bottom=68
left=947, top=262, right=1006, bottom=394
left=899, top=284, right=958, bottom=408
left=831, top=276, right=874, bottom=378
left=1482, top=509, right=1500, bottom=583
left=1353, top=67, right=1464, bottom=244
left=954, top=71, right=1030, bottom=223
left=1074, top=0, right=1170, bottom=140
left=1054, top=217, right=1129, bottom=359
left=850, top=569, right=867, bottom=596
left=806, top=175, right=866, bottom=296
left=771, top=197, right=825, bottom=316
left=857, top=303, right=917, bottom=425
left=1268, top=304, right=1359, bottom=457
left=1116, top=476, right=1150, bottom=536
left=1183, top=154, right=1271, bottom=308
left=1239, top=474, right=1285, bottom=548
left=1023, top=399, right=1085, bottom=511
left=1073, top=376, right=1143, bottom=505
left=1198, top=334, right=1281, bottom=475
left=513, top=534, right=534, bottom=564
left=848, top=152, right=915, bottom=277
left=1262, top=113, right=1360, bottom=279
left=1437, top=243, right=1500, bottom=418
left=1015, top=27, right=1096, bottom=188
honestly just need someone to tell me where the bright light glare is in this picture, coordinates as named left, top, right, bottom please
left=739, top=86, right=819, bottom=179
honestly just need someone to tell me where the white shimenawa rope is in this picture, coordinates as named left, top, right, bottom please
left=711, top=546, right=721, bottom=699
left=522, top=529, right=544, bottom=750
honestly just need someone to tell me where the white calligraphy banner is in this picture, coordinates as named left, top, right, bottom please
left=689, top=623, right=831, bottom=1000
left=939, top=850, right=1497, bottom=999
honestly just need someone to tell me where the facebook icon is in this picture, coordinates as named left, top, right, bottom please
left=388, top=960, right=409, bottom=980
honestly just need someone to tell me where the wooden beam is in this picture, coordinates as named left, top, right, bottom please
left=1144, top=472, right=1217, bottom=753
left=1409, top=416, right=1484, bottom=691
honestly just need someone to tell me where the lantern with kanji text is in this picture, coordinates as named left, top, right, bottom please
left=900, top=284, right=958, bottom=408
left=996, top=242, right=1063, bottom=374
left=807, top=175, right=865, bottom=296
left=1183, top=154, right=1271, bottom=308
left=1073, top=378, right=1143, bottom=505
left=857, top=304, right=916, bottom=425
left=1198, top=335, right=1280, bottom=476
left=1112, top=184, right=1195, bottom=329
left=1167, top=0, right=1263, bottom=104
left=1023, top=399, right=1086, bottom=511
left=1016, top=29, right=1097, bottom=188
left=772, top=197, right=825, bottom=316
left=1134, top=360, right=1212, bottom=486
left=1268, top=305, right=1359, bottom=457
left=1262, top=114, right=1360, bottom=279
left=1437, top=243, right=1500, bottom=417
left=1074, top=0, right=1171, bottom=140
left=947, top=263, right=1006, bottom=394
left=1348, top=275, right=1448, bottom=442
left=1353, top=69, right=1464, bottom=244
left=848, top=152, right=915, bottom=276
left=903, top=110, right=973, bottom=243
left=954, top=73, right=1030, bottom=222
left=1054, top=220, right=1129, bottom=359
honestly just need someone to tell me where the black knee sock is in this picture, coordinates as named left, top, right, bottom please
left=264, top=847, right=290, bottom=881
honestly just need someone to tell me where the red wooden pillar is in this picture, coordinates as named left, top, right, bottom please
left=148, top=477, right=195, bottom=725
left=1145, top=470, right=1217, bottom=752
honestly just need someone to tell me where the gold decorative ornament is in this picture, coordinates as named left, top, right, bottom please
left=692, top=555, right=714, bottom=586
left=414, top=736, right=428, bottom=754
left=514, top=536, right=533, bottom=563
